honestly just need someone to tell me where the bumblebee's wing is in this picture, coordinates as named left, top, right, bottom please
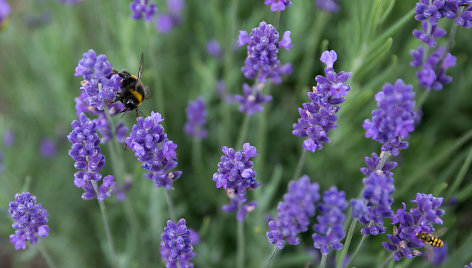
left=143, top=85, right=152, bottom=99
left=433, top=228, right=448, bottom=237
left=137, top=52, right=144, bottom=82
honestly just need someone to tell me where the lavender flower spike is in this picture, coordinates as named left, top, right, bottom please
left=184, top=97, right=208, bottom=139
left=125, top=111, right=182, bottom=189
left=68, top=113, right=115, bottom=201
left=0, top=0, right=11, bottom=26
left=234, top=83, right=273, bottom=116
left=316, top=0, right=341, bottom=13
left=74, top=49, right=113, bottom=85
left=130, top=0, right=158, bottom=22
left=267, top=176, right=320, bottom=249
left=362, top=79, right=416, bottom=156
left=160, top=218, right=196, bottom=268
left=313, top=187, right=347, bottom=255
left=9, top=192, right=50, bottom=250
left=264, top=0, right=292, bottom=12
left=238, top=21, right=292, bottom=83
left=292, top=50, right=352, bottom=153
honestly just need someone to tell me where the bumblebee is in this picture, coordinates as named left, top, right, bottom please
left=113, top=53, right=151, bottom=116
left=416, top=230, right=445, bottom=248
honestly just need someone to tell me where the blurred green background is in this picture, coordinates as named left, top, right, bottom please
left=1, top=0, right=472, bottom=267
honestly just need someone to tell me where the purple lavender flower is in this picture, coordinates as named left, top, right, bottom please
left=425, top=244, right=447, bottom=265
left=238, top=21, right=292, bottom=83
left=292, top=50, right=352, bottom=153
left=0, top=0, right=10, bottom=26
left=234, top=83, right=272, bottom=115
left=212, top=143, right=259, bottom=221
left=466, top=262, right=472, bottom=268
left=312, top=187, right=347, bottom=255
left=68, top=113, right=115, bottom=201
left=155, top=0, right=184, bottom=33
left=360, top=152, right=397, bottom=177
left=362, top=79, right=416, bottom=156
left=264, top=0, right=292, bottom=12
left=112, top=176, right=132, bottom=202
left=207, top=39, right=222, bottom=57
left=160, top=218, right=196, bottom=268
left=184, top=97, right=208, bottom=139
left=457, top=5, right=472, bottom=28
left=125, top=111, right=182, bottom=189
left=189, top=228, right=200, bottom=245
left=410, top=46, right=456, bottom=91
left=382, top=193, right=445, bottom=261
left=3, top=129, right=15, bottom=147
left=316, top=0, right=340, bottom=12
left=39, top=138, right=57, bottom=158
left=79, top=73, right=122, bottom=111
left=74, top=49, right=113, bottom=85
left=266, top=176, right=320, bottom=249
left=130, top=0, right=158, bottom=21
left=9, top=192, right=50, bottom=250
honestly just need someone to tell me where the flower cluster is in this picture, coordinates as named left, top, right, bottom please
left=312, top=187, right=347, bottom=255
left=156, top=0, right=185, bottom=33
left=212, top=143, right=259, bottom=221
left=362, top=79, right=416, bottom=156
left=267, top=176, right=320, bottom=249
left=184, top=97, right=208, bottom=139
left=75, top=49, right=113, bottom=85
left=264, top=0, right=292, bottom=12
left=382, top=193, right=445, bottom=261
left=9, top=192, right=50, bottom=250
left=316, top=0, right=341, bottom=12
left=0, top=0, right=10, bottom=26
left=68, top=113, right=116, bottom=201
left=234, top=83, right=273, bottom=115
left=160, top=218, right=196, bottom=268
left=292, top=50, right=352, bottom=153
left=130, top=0, right=158, bottom=21
left=125, top=111, right=182, bottom=189
left=238, top=21, right=292, bottom=83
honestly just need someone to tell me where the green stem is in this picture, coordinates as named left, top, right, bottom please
left=344, top=222, right=372, bottom=268
left=320, top=254, right=327, bottom=268
left=91, top=181, right=118, bottom=267
left=264, top=246, right=278, bottom=268
left=439, top=7, right=463, bottom=69
left=336, top=219, right=357, bottom=268
left=236, top=114, right=251, bottom=148
left=292, top=149, right=307, bottom=181
left=164, top=189, right=177, bottom=222
left=237, top=204, right=245, bottom=268
left=446, top=144, right=472, bottom=201
left=192, top=137, right=202, bottom=172
left=273, top=11, right=281, bottom=29
left=416, top=90, right=431, bottom=111
left=38, top=244, right=57, bottom=268
left=380, top=254, right=393, bottom=268
left=376, top=151, right=390, bottom=171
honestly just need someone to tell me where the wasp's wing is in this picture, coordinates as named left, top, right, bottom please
left=143, top=85, right=153, bottom=99
left=432, top=228, right=448, bottom=237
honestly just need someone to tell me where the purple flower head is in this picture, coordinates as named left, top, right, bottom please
left=207, top=39, right=222, bottom=57
left=213, top=143, right=259, bottom=221
left=155, top=0, right=184, bottom=33
left=40, top=138, right=57, bottom=158
left=238, top=21, right=292, bottom=83
left=457, top=5, right=472, bottom=28
left=425, top=244, right=447, bottom=265
left=130, top=0, right=158, bottom=21
left=466, top=262, right=472, bottom=268
left=125, top=111, right=182, bottom=189
left=411, top=46, right=456, bottom=91
left=312, top=187, right=347, bottom=255
left=362, top=79, right=416, bottom=156
left=3, top=129, right=15, bottom=147
left=67, top=113, right=115, bottom=201
left=382, top=193, right=445, bottom=261
left=264, top=0, right=292, bottom=12
left=266, top=176, right=320, bottom=249
left=112, top=176, right=133, bottom=202
left=74, top=49, right=113, bottom=85
left=160, top=219, right=196, bottom=268
left=234, top=83, right=273, bottom=116
left=9, top=192, right=50, bottom=250
left=184, top=97, right=208, bottom=139
left=316, top=0, right=341, bottom=12
left=189, top=229, right=200, bottom=245
left=57, top=0, right=83, bottom=4
left=292, top=50, right=352, bottom=153
left=79, top=73, right=122, bottom=111
left=360, top=152, right=397, bottom=177
left=0, top=0, right=10, bottom=25
left=95, top=115, right=129, bottom=144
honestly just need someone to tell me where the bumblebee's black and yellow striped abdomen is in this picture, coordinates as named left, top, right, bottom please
left=417, top=232, right=444, bottom=248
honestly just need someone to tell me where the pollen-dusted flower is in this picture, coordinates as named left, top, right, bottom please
left=362, top=79, right=416, bottom=156
left=0, top=0, right=10, bottom=26
left=292, top=50, right=352, bottom=153
left=238, top=21, right=292, bottom=83
left=160, top=218, right=196, bottom=268
left=266, top=176, right=320, bottom=249
left=9, top=192, right=50, bottom=250
left=264, top=0, right=292, bottom=12
left=382, top=193, right=445, bottom=261
left=125, top=111, right=182, bottom=189
left=74, top=49, right=113, bottom=85
left=184, top=97, right=208, bottom=139
left=312, top=187, right=347, bottom=255
left=130, top=0, right=158, bottom=21
left=234, top=83, right=273, bottom=116
left=212, top=143, right=259, bottom=221
left=316, top=0, right=341, bottom=12
left=68, top=113, right=115, bottom=201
